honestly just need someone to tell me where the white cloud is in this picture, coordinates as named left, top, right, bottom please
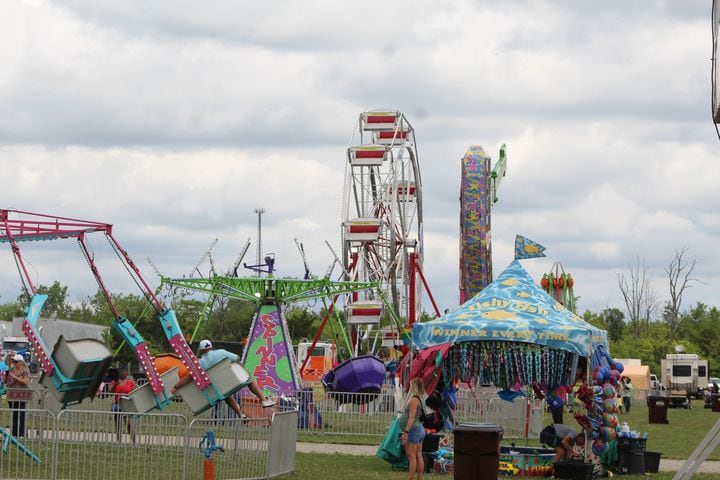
left=0, top=0, right=718, bottom=320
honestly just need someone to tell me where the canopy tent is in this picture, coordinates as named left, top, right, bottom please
left=619, top=364, right=650, bottom=391
left=412, top=260, right=608, bottom=357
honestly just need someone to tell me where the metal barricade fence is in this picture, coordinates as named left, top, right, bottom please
left=453, top=391, right=544, bottom=438
left=54, top=409, right=189, bottom=480
left=0, top=406, right=55, bottom=480
left=1, top=405, right=297, bottom=479
left=266, top=410, right=297, bottom=478
left=187, top=415, right=271, bottom=479
left=30, top=382, right=543, bottom=440
left=287, top=386, right=542, bottom=439
left=292, top=389, right=399, bottom=437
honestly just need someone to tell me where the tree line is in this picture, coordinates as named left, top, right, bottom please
left=0, top=247, right=714, bottom=378
left=0, top=281, right=326, bottom=367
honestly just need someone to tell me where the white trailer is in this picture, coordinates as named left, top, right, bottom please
left=661, top=353, right=709, bottom=406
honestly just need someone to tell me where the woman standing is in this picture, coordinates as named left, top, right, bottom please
left=399, top=378, right=426, bottom=480
left=6, top=354, right=31, bottom=438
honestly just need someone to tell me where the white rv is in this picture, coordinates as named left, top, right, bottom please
left=661, top=353, right=708, bottom=406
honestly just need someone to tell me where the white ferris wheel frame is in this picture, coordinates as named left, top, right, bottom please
left=341, top=110, right=424, bottom=325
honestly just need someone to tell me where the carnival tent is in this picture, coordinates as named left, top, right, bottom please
left=619, top=364, right=650, bottom=391
left=412, top=260, right=608, bottom=357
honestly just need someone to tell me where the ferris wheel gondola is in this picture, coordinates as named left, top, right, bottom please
left=341, top=110, right=424, bottom=327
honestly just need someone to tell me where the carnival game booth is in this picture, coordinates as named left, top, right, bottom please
left=412, top=259, right=612, bottom=476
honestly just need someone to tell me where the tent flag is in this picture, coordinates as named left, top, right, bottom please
left=411, top=260, right=608, bottom=356
left=514, top=235, right=546, bottom=260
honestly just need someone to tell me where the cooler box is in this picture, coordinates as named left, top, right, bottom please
left=454, top=423, right=502, bottom=480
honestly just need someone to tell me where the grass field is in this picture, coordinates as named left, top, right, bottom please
left=4, top=395, right=720, bottom=478
left=283, top=452, right=720, bottom=480
left=298, top=398, right=720, bottom=460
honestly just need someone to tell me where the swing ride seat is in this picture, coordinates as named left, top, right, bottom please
left=345, top=218, right=382, bottom=242
left=175, top=358, right=251, bottom=415
left=346, top=300, right=383, bottom=325
left=322, top=355, right=386, bottom=404
left=39, top=335, right=112, bottom=408
left=119, top=367, right=179, bottom=414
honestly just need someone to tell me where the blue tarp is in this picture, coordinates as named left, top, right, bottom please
left=412, top=260, right=607, bottom=356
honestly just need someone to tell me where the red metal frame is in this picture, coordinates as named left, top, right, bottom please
left=1, top=209, right=113, bottom=293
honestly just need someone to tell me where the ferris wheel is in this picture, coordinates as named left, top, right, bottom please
left=341, top=110, right=424, bottom=326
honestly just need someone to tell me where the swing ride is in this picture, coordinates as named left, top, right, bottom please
left=0, top=209, right=247, bottom=415
left=159, top=253, right=385, bottom=400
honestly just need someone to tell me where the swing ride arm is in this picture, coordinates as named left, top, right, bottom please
left=0, top=209, right=220, bottom=408
left=161, top=275, right=377, bottom=305
left=0, top=210, right=115, bottom=379
left=102, top=232, right=216, bottom=395
left=77, top=233, right=167, bottom=399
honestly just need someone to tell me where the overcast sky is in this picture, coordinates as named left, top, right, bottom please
left=1, top=0, right=718, bottom=320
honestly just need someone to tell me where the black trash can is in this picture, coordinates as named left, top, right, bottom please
left=453, top=423, right=502, bottom=480
left=712, top=394, right=720, bottom=412
left=617, top=437, right=647, bottom=475
left=618, top=451, right=645, bottom=474
left=647, top=395, right=669, bottom=424
left=644, top=451, right=662, bottom=473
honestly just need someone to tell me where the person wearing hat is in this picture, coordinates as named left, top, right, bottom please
left=171, top=340, right=276, bottom=418
left=6, top=353, right=30, bottom=437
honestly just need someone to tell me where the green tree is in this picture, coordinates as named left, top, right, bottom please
left=285, top=306, right=319, bottom=342
left=17, top=281, right=71, bottom=319
left=205, top=297, right=255, bottom=342
left=681, top=303, right=720, bottom=377
left=603, top=308, right=625, bottom=342
left=0, top=301, right=23, bottom=322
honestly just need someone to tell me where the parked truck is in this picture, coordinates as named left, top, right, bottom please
left=661, top=353, right=708, bottom=408
left=296, top=342, right=336, bottom=383
left=0, top=335, right=32, bottom=363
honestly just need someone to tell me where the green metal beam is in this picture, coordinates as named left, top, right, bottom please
left=160, top=275, right=376, bottom=305
left=490, top=143, right=507, bottom=204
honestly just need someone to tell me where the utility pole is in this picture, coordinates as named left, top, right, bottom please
left=254, top=208, right=265, bottom=277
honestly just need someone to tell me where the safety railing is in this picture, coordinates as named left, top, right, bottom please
left=0, top=406, right=297, bottom=480
left=285, top=385, right=543, bottom=439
